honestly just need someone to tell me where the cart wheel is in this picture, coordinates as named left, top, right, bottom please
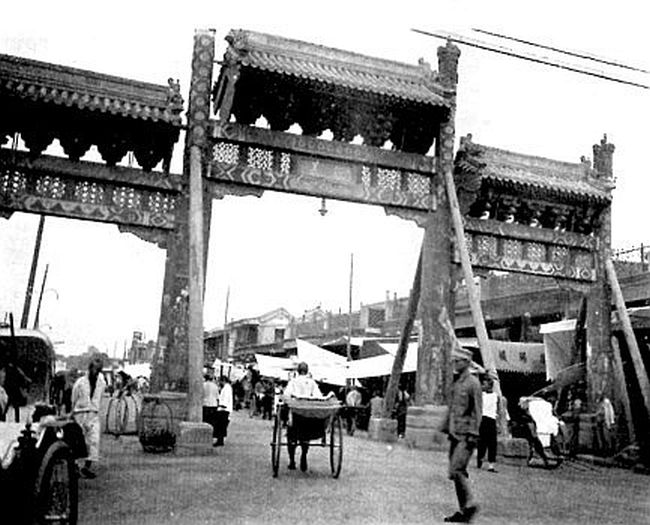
left=271, top=412, right=282, bottom=477
left=329, top=414, right=343, bottom=479
left=34, top=441, right=78, bottom=525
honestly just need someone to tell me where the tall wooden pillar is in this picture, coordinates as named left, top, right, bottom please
left=414, top=41, right=459, bottom=406
left=586, top=136, right=615, bottom=410
left=152, top=30, right=215, bottom=399
left=417, top=207, right=452, bottom=405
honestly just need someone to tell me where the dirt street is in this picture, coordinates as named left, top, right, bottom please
left=79, top=411, right=649, bottom=524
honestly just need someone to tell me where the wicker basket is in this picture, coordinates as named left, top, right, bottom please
left=138, top=396, right=176, bottom=453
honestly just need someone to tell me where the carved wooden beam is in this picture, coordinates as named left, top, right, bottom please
left=0, top=149, right=182, bottom=191
left=211, top=121, right=436, bottom=173
left=0, top=150, right=179, bottom=230
left=208, top=158, right=436, bottom=211
left=464, top=217, right=597, bottom=250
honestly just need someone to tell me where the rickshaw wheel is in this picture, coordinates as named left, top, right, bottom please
left=34, top=441, right=78, bottom=525
left=271, top=411, right=282, bottom=477
left=329, top=414, right=343, bottom=479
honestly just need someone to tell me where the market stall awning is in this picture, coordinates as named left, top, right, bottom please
left=254, top=354, right=294, bottom=381
left=296, top=339, right=348, bottom=386
left=346, top=342, right=418, bottom=379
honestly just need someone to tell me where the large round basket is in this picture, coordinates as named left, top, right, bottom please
left=137, top=395, right=176, bottom=453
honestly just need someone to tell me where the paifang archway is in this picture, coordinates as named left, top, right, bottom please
left=183, top=28, right=616, bottom=419
left=183, top=28, right=460, bottom=412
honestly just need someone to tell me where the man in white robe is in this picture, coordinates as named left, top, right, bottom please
left=71, top=356, right=106, bottom=478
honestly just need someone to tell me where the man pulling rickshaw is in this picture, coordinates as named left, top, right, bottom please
left=270, top=361, right=343, bottom=477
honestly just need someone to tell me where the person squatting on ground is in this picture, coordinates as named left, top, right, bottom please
left=214, top=376, right=233, bottom=446
left=517, top=397, right=552, bottom=468
left=476, top=373, right=501, bottom=472
left=440, top=346, right=482, bottom=523
left=71, top=356, right=106, bottom=479
left=283, top=361, right=323, bottom=472
left=202, top=370, right=220, bottom=446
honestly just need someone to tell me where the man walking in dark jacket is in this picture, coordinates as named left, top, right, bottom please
left=441, top=346, right=482, bottom=523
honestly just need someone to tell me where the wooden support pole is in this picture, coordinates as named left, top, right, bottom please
left=21, top=214, right=45, bottom=328
left=187, top=145, right=205, bottom=423
left=605, top=257, right=650, bottom=419
left=610, top=336, right=636, bottom=443
left=442, top=158, right=493, bottom=371
left=383, top=247, right=423, bottom=418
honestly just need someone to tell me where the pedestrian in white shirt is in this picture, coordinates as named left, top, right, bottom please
left=71, top=356, right=106, bottom=478
left=215, top=376, right=233, bottom=446
left=283, top=362, right=324, bottom=471
left=476, top=374, right=500, bottom=472
left=202, top=370, right=220, bottom=445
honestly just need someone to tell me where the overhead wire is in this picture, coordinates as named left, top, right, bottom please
left=411, top=28, right=649, bottom=90
left=471, top=27, right=649, bottom=75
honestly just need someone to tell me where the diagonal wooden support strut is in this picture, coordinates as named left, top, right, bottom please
left=383, top=246, right=423, bottom=418
left=606, top=257, right=650, bottom=420
left=442, top=158, right=494, bottom=372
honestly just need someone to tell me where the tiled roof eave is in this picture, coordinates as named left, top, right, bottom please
left=0, top=53, right=182, bottom=126
left=483, top=173, right=611, bottom=202
left=1, top=81, right=182, bottom=126
left=241, top=61, right=452, bottom=108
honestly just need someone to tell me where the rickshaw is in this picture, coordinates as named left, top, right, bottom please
left=1, top=319, right=85, bottom=524
left=270, top=395, right=343, bottom=478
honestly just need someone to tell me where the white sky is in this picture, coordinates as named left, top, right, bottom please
left=0, top=1, right=648, bottom=355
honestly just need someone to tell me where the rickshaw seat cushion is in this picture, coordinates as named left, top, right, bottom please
left=284, top=397, right=341, bottom=420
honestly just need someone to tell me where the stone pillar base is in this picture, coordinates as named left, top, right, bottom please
left=367, top=418, right=398, bottom=442
left=175, top=421, right=215, bottom=456
left=497, top=437, right=529, bottom=465
left=405, top=405, right=448, bottom=451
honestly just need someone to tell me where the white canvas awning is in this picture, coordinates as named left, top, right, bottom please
left=346, top=342, right=418, bottom=379
left=296, top=339, right=348, bottom=386
left=122, top=363, right=151, bottom=379
left=254, top=354, right=295, bottom=381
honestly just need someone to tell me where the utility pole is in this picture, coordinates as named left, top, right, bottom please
left=346, top=253, right=354, bottom=367
left=21, top=215, right=46, bottom=328
left=223, top=285, right=230, bottom=361
left=33, top=263, right=50, bottom=329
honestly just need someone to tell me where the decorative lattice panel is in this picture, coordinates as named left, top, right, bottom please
left=407, top=172, right=431, bottom=195
left=503, top=239, right=523, bottom=259
left=280, top=153, right=291, bottom=175
left=247, top=147, right=273, bottom=170
left=377, top=168, right=400, bottom=192
left=476, top=235, right=498, bottom=258
left=35, top=176, right=66, bottom=199
left=74, top=181, right=105, bottom=205
left=147, top=192, right=176, bottom=214
left=0, top=170, right=27, bottom=194
left=527, top=242, right=546, bottom=262
left=361, top=166, right=372, bottom=189
left=550, top=245, right=569, bottom=266
left=112, top=186, right=142, bottom=208
left=213, top=143, right=239, bottom=165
